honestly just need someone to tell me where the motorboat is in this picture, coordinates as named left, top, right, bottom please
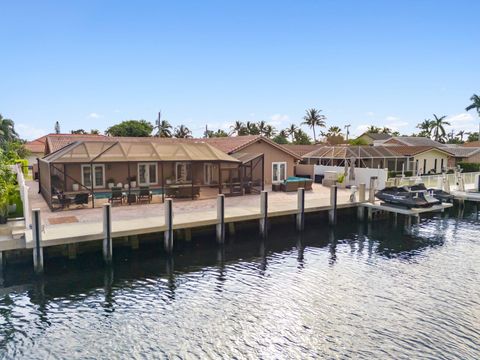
left=375, top=184, right=441, bottom=209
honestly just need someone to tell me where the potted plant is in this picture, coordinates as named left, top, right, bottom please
left=336, top=173, right=346, bottom=188
left=129, top=176, right=137, bottom=188
left=166, top=176, right=173, bottom=185
left=72, top=183, right=80, bottom=191
left=107, top=178, right=115, bottom=189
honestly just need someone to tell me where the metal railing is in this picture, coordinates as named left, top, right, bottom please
left=387, top=172, right=480, bottom=190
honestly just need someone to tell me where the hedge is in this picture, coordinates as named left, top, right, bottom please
left=458, top=162, right=480, bottom=173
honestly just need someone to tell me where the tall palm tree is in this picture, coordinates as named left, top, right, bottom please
left=430, top=114, right=450, bottom=143
left=466, top=94, right=480, bottom=116
left=0, top=114, right=18, bottom=143
left=257, top=120, right=267, bottom=135
left=286, top=124, right=298, bottom=142
left=466, top=94, right=480, bottom=142
left=416, top=119, right=434, bottom=138
left=302, top=108, right=326, bottom=142
left=263, top=125, right=276, bottom=138
left=278, top=129, right=289, bottom=139
left=174, top=125, right=192, bottom=138
left=230, top=121, right=245, bottom=136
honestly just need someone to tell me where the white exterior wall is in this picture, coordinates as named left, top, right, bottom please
left=314, top=165, right=388, bottom=189
left=414, top=150, right=450, bottom=175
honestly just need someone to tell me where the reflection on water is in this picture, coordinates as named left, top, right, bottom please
left=1, top=209, right=480, bottom=359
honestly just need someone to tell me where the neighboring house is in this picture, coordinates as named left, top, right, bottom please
left=382, top=136, right=445, bottom=147
left=302, top=145, right=408, bottom=172
left=202, top=135, right=302, bottom=184
left=357, top=132, right=392, bottom=145
left=24, top=135, right=48, bottom=167
left=444, top=146, right=480, bottom=167
left=388, top=146, right=452, bottom=175
left=463, top=141, right=480, bottom=148
left=281, top=144, right=321, bottom=157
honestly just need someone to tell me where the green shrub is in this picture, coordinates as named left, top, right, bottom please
left=458, top=162, right=480, bottom=173
left=15, top=159, right=28, bottom=176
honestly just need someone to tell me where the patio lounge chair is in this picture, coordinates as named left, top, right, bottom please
left=57, top=193, right=72, bottom=209
left=109, top=187, right=124, bottom=205
left=73, top=193, right=89, bottom=207
left=138, top=186, right=152, bottom=203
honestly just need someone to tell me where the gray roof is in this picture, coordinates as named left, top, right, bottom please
left=387, top=136, right=445, bottom=147
left=442, top=147, right=480, bottom=158
left=362, top=132, right=392, bottom=140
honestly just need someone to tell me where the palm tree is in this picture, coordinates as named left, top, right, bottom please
left=90, top=129, right=100, bottom=135
left=326, top=126, right=342, bottom=137
left=0, top=114, right=18, bottom=143
left=174, top=125, right=192, bottom=138
left=263, top=125, right=276, bottom=138
left=366, top=125, right=381, bottom=134
left=156, top=120, right=173, bottom=138
left=456, top=130, right=467, bottom=142
left=278, top=129, right=289, bottom=139
left=302, top=108, right=326, bottom=142
left=466, top=94, right=480, bottom=116
left=430, top=114, right=450, bottom=143
left=257, top=120, right=267, bottom=135
left=230, top=121, right=246, bottom=136
left=416, top=119, right=434, bottom=138
left=245, top=121, right=260, bottom=135
left=286, top=124, right=298, bottom=142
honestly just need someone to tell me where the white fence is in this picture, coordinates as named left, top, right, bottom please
left=314, top=165, right=388, bottom=189
left=390, top=172, right=480, bottom=190
left=10, top=164, right=30, bottom=227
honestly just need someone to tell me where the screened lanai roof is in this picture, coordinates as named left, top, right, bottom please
left=42, top=140, right=241, bottom=163
left=303, top=146, right=407, bottom=159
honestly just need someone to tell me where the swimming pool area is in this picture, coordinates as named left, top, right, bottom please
left=93, top=188, right=164, bottom=199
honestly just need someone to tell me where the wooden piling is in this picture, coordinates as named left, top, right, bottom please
left=296, top=187, right=305, bottom=231
left=32, top=209, right=44, bottom=274
left=103, top=204, right=113, bottom=264
left=358, top=183, right=366, bottom=202
left=129, top=235, right=139, bottom=250
left=67, top=243, right=77, bottom=259
left=216, top=194, right=225, bottom=244
left=164, top=199, right=173, bottom=253
left=369, top=177, right=377, bottom=203
left=329, top=185, right=337, bottom=225
left=185, top=228, right=192, bottom=241
left=228, top=222, right=235, bottom=236
left=259, top=190, right=268, bottom=238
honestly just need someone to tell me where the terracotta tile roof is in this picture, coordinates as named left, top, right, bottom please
left=282, top=144, right=322, bottom=156
left=46, top=134, right=109, bottom=153
left=25, top=135, right=48, bottom=153
left=463, top=141, right=480, bottom=147
left=361, top=132, right=392, bottom=140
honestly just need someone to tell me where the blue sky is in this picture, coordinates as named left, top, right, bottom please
left=1, top=0, right=478, bottom=140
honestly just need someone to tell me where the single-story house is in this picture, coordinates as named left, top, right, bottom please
left=462, top=141, right=480, bottom=147
left=39, top=139, right=264, bottom=210
left=281, top=144, right=322, bottom=157
left=387, top=146, right=452, bottom=174
left=201, top=135, right=302, bottom=184
left=357, top=132, right=392, bottom=145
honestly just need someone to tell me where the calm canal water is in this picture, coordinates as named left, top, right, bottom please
left=1, top=209, right=479, bottom=359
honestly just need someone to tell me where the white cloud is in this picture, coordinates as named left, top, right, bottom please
left=385, top=115, right=399, bottom=121
left=88, top=112, right=102, bottom=119
left=16, top=123, right=48, bottom=141
left=445, top=112, right=477, bottom=132
left=355, top=124, right=370, bottom=134
left=387, top=121, right=408, bottom=130
left=366, top=111, right=375, bottom=116
left=269, top=114, right=289, bottom=126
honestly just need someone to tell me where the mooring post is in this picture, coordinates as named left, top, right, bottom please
left=129, top=235, right=139, bottom=250
left=259, top=190, right=268, bottom=238
left=32, top=209, right=44, bottom=274
left=369, top=177, right=377, bottom=204
left=164, top=199, right=173, bottom=253
left=185, top=228, right=192, bottom=241
left=357, top=183, right=366, bottom=221
left=329, top=185, right=337, bottom=225
left=367, top=207, right=373, bottom=222
left=216, top=194, right=225, bottom=244
left=102, top=204, right=113, bottom=264
left=296, top=187, right=305, bottom=231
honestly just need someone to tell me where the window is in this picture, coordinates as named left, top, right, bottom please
left=423, top=159, right=427, bottom=174
left=434, top=159, right=438, bottom=173
left=272, top=162, right=287, bottom=183
left=175, top=162, right=192, bottom=183
left=204, top=163, right=215, bottom=184
left=81, top=164, right=105, bottom=189
left=441, top=158, right=444, bottom=172
left=138, top=163, right=157, bottom=185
